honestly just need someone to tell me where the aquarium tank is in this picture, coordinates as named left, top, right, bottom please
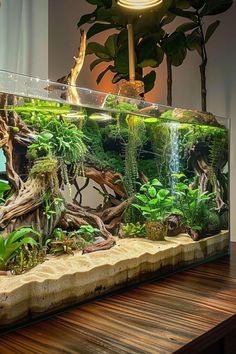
left=0, top=70, right=229, bottom=329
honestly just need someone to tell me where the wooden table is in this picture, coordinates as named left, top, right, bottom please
left=0, top=244, right=236, bottom=354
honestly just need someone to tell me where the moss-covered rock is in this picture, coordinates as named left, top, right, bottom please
left=171, top=108, right=222, bottom=127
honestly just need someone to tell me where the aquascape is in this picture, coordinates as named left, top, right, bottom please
left=0, top=71, right=229, bottom=328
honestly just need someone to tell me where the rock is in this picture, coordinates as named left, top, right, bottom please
left=172, top=108, right=222, bottom=127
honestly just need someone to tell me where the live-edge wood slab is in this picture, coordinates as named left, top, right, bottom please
left=0, top=244, right=235, bottom=354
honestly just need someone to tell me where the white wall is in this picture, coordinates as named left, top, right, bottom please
left=0, top=0, right=48, bottom=78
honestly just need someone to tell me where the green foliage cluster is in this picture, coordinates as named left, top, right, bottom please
left=49, top=225, right=100, bottom=255
left=132, top=179, right=180, bottom=222
left=0, top=227, right=38, bottom=270
left=124, top=116, right=146, bottom=195
left=28, top=119, right=87, bottom=165
left=83, top=119, right=124, bottom=173
left=78, top=0, right=232, bottom=106
left=10, top=100, right=73, bottom=130
left=43, top=191, right=64, bottom=221
left=122, top=222, right=145, bottom=238
left=10, top=246, right=47, bottom=275
left=0, top=180, right=11, bottom=204
left=146, top=124, right=171, bottom=185
left=173, top=174, right=219, bottom=234
left=104, top=94, right=138, bottom=112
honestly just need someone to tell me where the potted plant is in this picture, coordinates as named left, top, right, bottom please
left=132, top=179, right=180, bottom=241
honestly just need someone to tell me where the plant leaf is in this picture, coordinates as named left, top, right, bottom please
left=188, top=0, right=205, bottom=10
left=87, top=23, right=118, bottom=39
left=77, top=10, right=98, bottom=28
left=105, top=34, right=118, bottom=57
left=90, top=58, right=105, bottom=71
left=143, top=71, right=156, bottom=93
left=205, top=20, right=220, bottom=43
left=176, top=22, right=198, bottom=33
left=201, top=0, right=233, bottom=16
left=96, top=65, right=113, bottom=84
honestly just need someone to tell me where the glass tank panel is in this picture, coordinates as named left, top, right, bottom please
left=0, top=70, right=230, bottom=330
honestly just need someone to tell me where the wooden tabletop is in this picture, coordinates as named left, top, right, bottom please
left=0, top=244, right=236, bottom=354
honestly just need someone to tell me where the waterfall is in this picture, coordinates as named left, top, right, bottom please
left=167, top=123, right=180, bottom=193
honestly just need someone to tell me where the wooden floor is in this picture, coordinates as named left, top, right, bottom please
left=0, top=245, right=236, bottom=354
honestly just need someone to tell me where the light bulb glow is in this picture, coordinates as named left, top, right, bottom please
left=117, top=0, right=163, bottom=10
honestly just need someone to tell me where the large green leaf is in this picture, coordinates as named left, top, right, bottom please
left=105, top=34, right=118, bottom=57
left=0, top=236, right=4, bottom=258
left=90, top=58, right=105, bottom=71
left=0, top=181, right=10, bottom=192
left=86, top=42, right=111, bottom=60
left=112, top=73, right=127, bottom=83
left=188, top=0, right=206, bottom=10
left=162, top=32, right=187, bottom=66
left=200, top=0, right=233, bottom=15
left=87, top=0, right=112, bottom=7
left=205, top=20, right=220, bottom=42
left=6, top=227, right=38, bottom=246
left=176, top=22, right=198, bottom=33
left=170, top=8, right=198, bottom=22
left=114, top=48, right=130, bottom=74
left=174, top=0, right=191, bottom=9
left=77, top=10, right=98, bottom=28
left=87, top=23, right=119, bottom=39
left=186, top=29, right=202, bottom=55
left=143, top=71, right=156, bottom=93
left=96, top=65, right=114, bottom=84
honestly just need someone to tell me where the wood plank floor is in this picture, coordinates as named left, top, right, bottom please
left=0, top=245, right=236, bottom=354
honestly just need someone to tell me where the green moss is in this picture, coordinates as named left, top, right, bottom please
left=30, top=158, right=57, bottom=177
left=83, top=120, right=124, bottom=173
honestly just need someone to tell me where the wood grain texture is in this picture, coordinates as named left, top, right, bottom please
left=0, top=245, right=235, bottom=354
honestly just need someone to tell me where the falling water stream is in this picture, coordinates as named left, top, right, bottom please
left=166, top=123, right=180, bottom=193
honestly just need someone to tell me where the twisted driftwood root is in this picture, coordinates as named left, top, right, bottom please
left=59, top=203, right=116, bottom=253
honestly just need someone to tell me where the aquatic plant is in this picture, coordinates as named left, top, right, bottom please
left=76, top=225, right=100, bottom=241
left=0, top=180, right=11, bottom=204
left=174, top=174, right=216, bottom=236
left=124, top=116, right=146, bottom=195
left=0, top=227, right=38, bottom=270
left=9, top=246, right=47, bottom=275
left=132, top=179, right=180, bottom=222
left=122, top=222, right=145, bottom=238
left=9, top=100, right=73, bottom=130
left=49, top=228, right=77, bottom=256
left=43, top=191, right=64, bottom=221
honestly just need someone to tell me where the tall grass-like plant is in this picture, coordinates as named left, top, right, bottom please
left=0, top=227, right=38, bottom=270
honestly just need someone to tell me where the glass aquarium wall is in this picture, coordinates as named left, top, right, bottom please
left=0, top=70, right=230, bottom=328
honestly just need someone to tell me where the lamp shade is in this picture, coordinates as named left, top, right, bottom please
left=117, top=0, right=163, bottom=10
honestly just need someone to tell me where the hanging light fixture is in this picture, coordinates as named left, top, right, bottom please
left=117, top=0, right=163, bottom=10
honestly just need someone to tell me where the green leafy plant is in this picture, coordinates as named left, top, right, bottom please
left=76, top=225, right=100, bottom=242
left=0, top=180, right=11, bottom=204
left=78, top=0, right=174, bottom=93
left=122, top=222, right=145, bottom=238
left=170, top=0, right=233, bottom=111
left=174, top=174, right=215, bottom=233
left=132, top=179, right=180, bottom=222
left=0, top=227, right=38, bottom=270
left=49, top=228, right=77, bottom=256
left=9, top=245, right=47, bottom=275
left=42, top=191, right=64, bottom=221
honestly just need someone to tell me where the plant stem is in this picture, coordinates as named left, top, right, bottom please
left=167, top=55, right=173, bottom=106
left=196, top=11, right=208, bottom=112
